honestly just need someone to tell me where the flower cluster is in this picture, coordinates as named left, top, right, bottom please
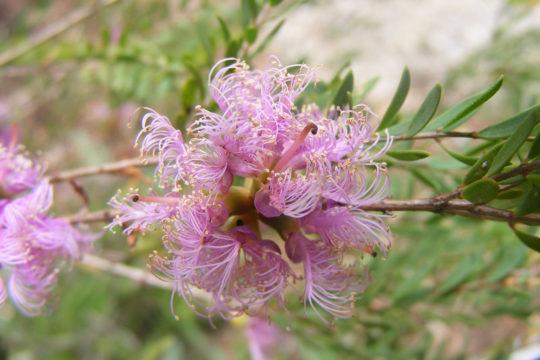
left=0, top=128, right=92, bottom=316
left=110, top=57, right=392, bottom=324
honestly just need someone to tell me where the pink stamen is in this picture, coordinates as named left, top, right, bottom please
left=273, top=123, right=317, bottom=173
left=131, top=194, right=181, bottom=205
left=9, top=123, right=18, bottom=152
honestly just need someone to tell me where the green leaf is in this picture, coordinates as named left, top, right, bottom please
left=513, top=228, right=540, bottom=252
left=438, top=142, right=478, bottom=166
left=527, top=174, right=540, bottom=187
left=225, top=39, right=242, bottom=58
left=515, top=186, right=540, bottom=216
left=438, top=255, right=479, bottom=294
left=392, top=265, right=434, bottom=306
left=249, top=20, right=285, bottom=60
left=387, top=119, right=408, bottom=136
left=181, top=77, right=197, bottom=110
left=241, top=0, right=259, bottom=27
left=487, top=109, right=537, bottom=176
left=528, top=131, right=540, bottom=159
left=332, top=70, right=354, bottom=109
left=409, top=167, right=440, bottom=191
left=425, top=76, right=504, bottom=132
left=486, top=245, right=527, bottom=282
left=195, top=22, right=214, bottom=65
left=216, top=15, right=231, bottom=42
left=377, top=66, right=410, bottom=131
left=245, top=25, right=258, bottom=44
left=386, top=150, right=431, bottom=161
left=463, top=144, right=503, bottom=185
left=461, top=178, right=499, bottom=204
left=269, top=0, right=283, bottom=6
left=479, top=105, right=539, bottom=139
left=406, top=83, right=442, bottom=137
left=357, top=76, right=380, bottom=100
left=496, top=188, right=524, bottom=199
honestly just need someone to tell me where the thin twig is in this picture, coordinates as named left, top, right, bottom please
left=79, top=253, right=173, bottom=290
left=429, top=160, right=540, bottom=205
left=64, top=197, right=540, bottom=226
left=0, top=0, right=123, bottom=67
left=392, top=131, right=535, bottom=142
left=361, top=199, right=540, bottom=225
left=64, top=209, right=119, bottom=224
left=80, top=253, right=212, bottom=300
left=48, top=156, right=158, bottom=183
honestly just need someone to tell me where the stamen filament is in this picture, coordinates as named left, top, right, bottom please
left=273, top=123, right=317, bottom=173
left=131, top=194, right=181, bottom=205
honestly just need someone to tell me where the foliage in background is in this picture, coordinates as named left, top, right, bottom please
left=0, top=0, right=539, bottom=359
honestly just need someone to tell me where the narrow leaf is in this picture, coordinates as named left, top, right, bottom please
left=438, top=255, right=478, bottom=294
left=225, top=39, right=241, bottom=58
left=443, top=75, right=503, bottom=130
left=528, top=131, right=540, bottom=159
left=245, top=26, right=258, bottom=44
left=387, top=120, right=408, bottom=136
left=463, top=144, right=503, bottom=185
left=216, top=16, right=231, bottom=42
left=487, top=110, right=537, bottom=176
left=425, top=76, right=504, bottom=132
left=332, top=70, right=354, bottom=109
left=249, top=20, right=285, bottom=60
left=438, top=142, right=478, bottom=166
left=515, top=187, right=540, bottom=216
left=496, top=189, right=524, bottom=200
left=358, top=76, right=380, bottom=100
left=386, top=150, right=430, bottom=161
left=269, top=0, right=283, bottom=6
left=486, top=246, right=526, bottom=282
left=479, top=105, right=539, bottom=139
left=241, top=0, right=259, bottom=27
left=377, top=66, right=410, bottom=131
left=462, top=178, right=499, bottom=204
left=514, top=228, right=540, bottom=252
left=406, top=83, right=442, bottom=136
left=527, top=174, right=540, bottom=187
left=181, top=77, right=197, bottom=110
left=409, top=167, right=440, bottom=191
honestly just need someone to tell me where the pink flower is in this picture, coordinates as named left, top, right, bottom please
left=244, top=316, right=294, bottom=360
left=111, top=57, right=392, bottom=323
left=0, top=181, right=94, bottom=315
left=0, top=126, right=43, bottom=196
left=0, top=130, right=95, bottom=316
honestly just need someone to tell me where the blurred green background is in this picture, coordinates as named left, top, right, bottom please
left=0, top=1, right=539, bottom=359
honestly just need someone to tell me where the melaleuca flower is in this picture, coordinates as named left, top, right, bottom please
left=244, top=316, right=294, bottom=360
left=0, top=125, right=43, bottom=197
left=110, top=56, right=392, bottom=324
left=0, top=132, right=94, bottom=316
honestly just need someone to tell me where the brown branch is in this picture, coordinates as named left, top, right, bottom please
left=492, top=161, right=540, bottom=182
left=361, top=199, right=540, bottom=225
left=0, top=0, right=123, bottom=67
left=79, top=253, right=172, bottom=290
left=79, top=253, right=212, bottom=301
left=392, top=131, right=535, bottom=142
left=48, top=156, right=158, bottom=183
left=429, top=160, right=540, bottom=206
left=64, top=209, right=119, bottom=224
left=64, top=198, right=540, bottom=226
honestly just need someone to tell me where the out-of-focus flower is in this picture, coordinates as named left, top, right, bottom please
left=244, top=316, right=294, bottom=360
left=110, top=56, right=392, bottom=324
left=0, top=125, right=43, bottom=196
left=0, top=131, right=93, bottom=316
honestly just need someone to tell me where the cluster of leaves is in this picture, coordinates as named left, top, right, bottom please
left=288, top=52, right=540, bottom=250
